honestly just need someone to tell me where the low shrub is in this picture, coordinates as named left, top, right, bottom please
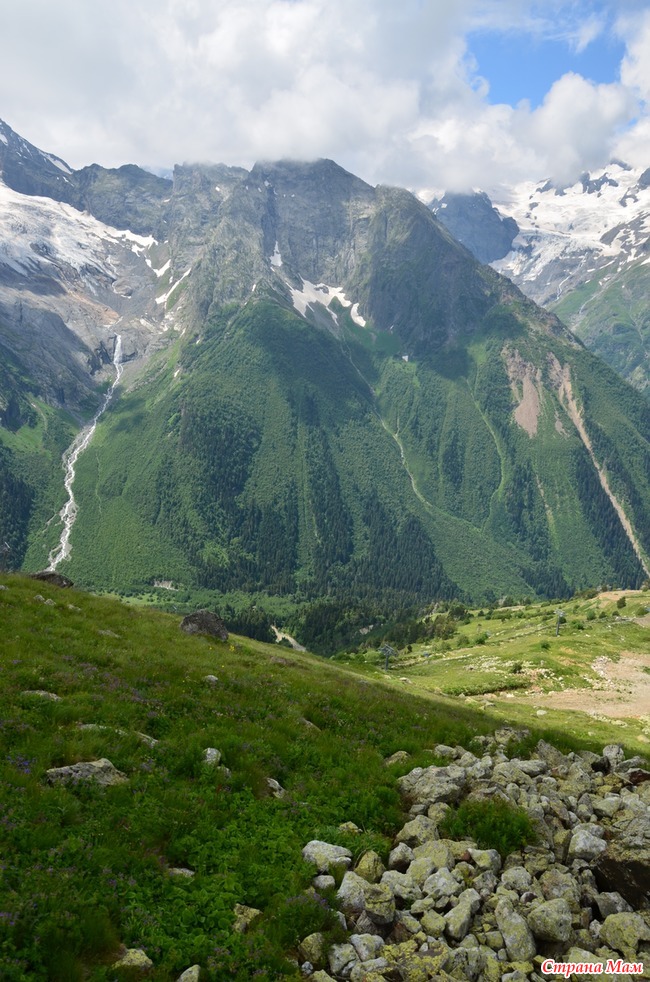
left=439, top=798, right=537, bottom=858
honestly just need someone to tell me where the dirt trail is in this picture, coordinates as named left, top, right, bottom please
left=518, top=648, right=650, bottom=719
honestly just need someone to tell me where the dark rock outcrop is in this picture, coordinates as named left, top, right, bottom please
left=180, top=609, right=228, bottom=641
left=30, top=570, right=74, bottom=588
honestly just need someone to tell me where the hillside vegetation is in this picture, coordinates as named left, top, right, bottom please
left=1, top=574, right=648, bottom=980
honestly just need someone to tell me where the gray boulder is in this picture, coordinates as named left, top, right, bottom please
left=45, top=758, right=127, bottom=786
left=526, top=898, right=573, bottom=942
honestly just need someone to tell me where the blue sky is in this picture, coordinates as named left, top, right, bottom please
left=468, top=28, right=627, bottom=108
left=1, top=0, right=649, bottom=193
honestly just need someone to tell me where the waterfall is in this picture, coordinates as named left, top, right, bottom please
left=47, top=335, right=124, bottom=571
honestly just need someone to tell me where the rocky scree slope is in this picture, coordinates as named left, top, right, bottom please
left=299, top=729, right=650, bottom=981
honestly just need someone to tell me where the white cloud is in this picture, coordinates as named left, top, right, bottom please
left=0, top=0, right=647, bottom=193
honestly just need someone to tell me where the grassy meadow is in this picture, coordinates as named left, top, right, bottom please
left=0, top=575, right=648, bottom=980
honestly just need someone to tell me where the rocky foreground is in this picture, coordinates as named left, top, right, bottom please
left=297, top=728, right=650, bottom=981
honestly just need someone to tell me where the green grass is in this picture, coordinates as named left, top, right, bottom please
left=439, top=798, right=537, bottom=858
left=337, top=590, right=650, bottom=747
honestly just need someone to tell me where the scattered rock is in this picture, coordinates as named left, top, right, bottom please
left=297, top=734, right=650, bottom=980
left=302, top=840, right=352, bottom=874
left=112, top=948, right=153, bottom=971
left=45, top=758, right=127, bottom=786
left=177, top=967, right=200, bottom=982
left=267, top=777, right=286, bottom=798
left=384, top=750, right=411, bottom=767
left=77, top=723, right=157, bottom=747
left=180, top=610, right=228, bottom=640
left=21, top=689, right=62, bottom=701
left=29, top=570, right=74, bottom=588
left=232, top=903, right=261, bottom=933
left=203, top=747, right=222, bottom=765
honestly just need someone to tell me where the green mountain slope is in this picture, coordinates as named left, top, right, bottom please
left=46, top=294, right=650, bottom=605
left=8, top=155, right=650, bottom=606
left=553, top=257, right=650, bottom=395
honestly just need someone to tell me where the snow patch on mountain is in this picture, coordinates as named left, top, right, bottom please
left=290, top=278, right=366, bottom=326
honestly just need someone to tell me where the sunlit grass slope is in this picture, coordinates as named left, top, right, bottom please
left=0, top=575, right=648, bottom=980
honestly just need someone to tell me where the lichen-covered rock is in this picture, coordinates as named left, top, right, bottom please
left=599, top=912, right=650, bottom=956
left=380, top=869, right=422, bottom=905
left=421, top=909, right=446, bottom=936
left=526, top=898, right=573, bottom=942
left=349, top=957, right=390, bottom=982
left=383, top=938, right=451, bottom=981
left=500, top=867, right=532, bottom=893
left=177, top=967, right=201, bottom=982
left=112, top=948, right=153, bottom=971
left=21, top=689, right=62, bottom=701
left=444, top=898, right=474, bottom=941
left=355, top=850, right=385, bottom=883
left=412, top=839, right=456, bottom=871
left=468, top=849, right=501, bottom=874
left=397, top=764, right=467, bottom=806
left=422, top=867, right=463, bottom=901
left=232, top=903, right=261, bottom=933
left=395, top=815, right=439, bottom=848
left=363, top=881, right=396, bottom=925
left=302, top=840, right=352, bottom=874
left=568, top=828, right=607, bottom=861
left=539, top=868, right=581, bottom=907
left=328, top=943, right=358, bottom=976
left=45, top=758, right=127, bottom=786
left=495, top=899, right=536, bottom=961
left=389, top=842, right=415, bottom=871
left=298, top=932, right=326, bottom=966
left=337, top=871, right=369, bottom=917
left=350, top=933, right=385, bottom=962
left=384, top=750, right=411, bottom=767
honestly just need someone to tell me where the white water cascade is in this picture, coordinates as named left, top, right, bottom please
left=47, top=335, right=124, bottom=571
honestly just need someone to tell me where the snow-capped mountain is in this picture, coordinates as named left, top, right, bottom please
left=491, top=162, right=650, bottom=307
left=0, top=118, right=183, bottom=408
left=432, top=162, right=650, bottom=393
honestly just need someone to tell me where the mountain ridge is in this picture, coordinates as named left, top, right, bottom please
left=1, top=119, right=649, bottom=608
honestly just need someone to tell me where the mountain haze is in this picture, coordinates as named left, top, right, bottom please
left=1, top=121, right=649, bottom=611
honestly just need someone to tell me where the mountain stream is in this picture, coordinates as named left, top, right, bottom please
left=47, top=335, right=123, bottom=571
